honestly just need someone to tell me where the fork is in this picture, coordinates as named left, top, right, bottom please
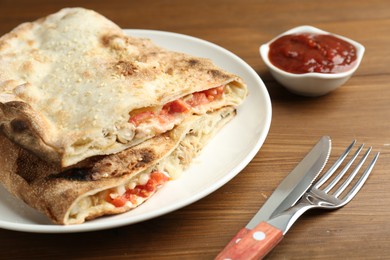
left=267, top=140, right=379, bottom=231
left=219, top=140, right=379, bottom=260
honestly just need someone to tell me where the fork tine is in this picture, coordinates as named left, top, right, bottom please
left=333, top=147, right=371, bottom=197
left=338, top=152, right=379, bottom=206
left=314, top=140, right=356, bottom=189
left=322, top=143, right=364, bottom=193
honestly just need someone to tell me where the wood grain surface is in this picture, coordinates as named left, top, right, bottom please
left=1, top=0, right=390, bottom=259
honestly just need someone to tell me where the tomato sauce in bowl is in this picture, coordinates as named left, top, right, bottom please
left=259, top=25, right=365, bottom=96
left=268, top=33, right=357, bottom=74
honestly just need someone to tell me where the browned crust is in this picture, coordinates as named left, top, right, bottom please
left=0, top=8, right=246, bottom=168
left=0, top=130, right=178, bottom=224
left=0, top=101, right=61, bottom=164
left=0, top=118, right=187, bottom=224
left=0, top=107, right=236, bottom=224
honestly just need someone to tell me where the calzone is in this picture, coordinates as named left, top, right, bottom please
left=0, top=8, right=247, bottom=167
left=0, top=107, right=236, bottom=224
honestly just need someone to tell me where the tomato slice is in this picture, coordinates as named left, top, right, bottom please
left=186, top=92, right=209, bottom=107
left=129, top=111, right=155, bottom=127
left=186, top=85, right=225, bottom=107
left=108, top=172, right=170, bottom=208
left=150, top=171, right=170, bottom=186
left=129, top=85, right=225, bottom=126
left=130, top=99, right=190, bottom=127
left=163, top=99, right=191, bottom=114
left=110, top=196, right=128, bottom=208
left=204, top=85, right=225, bottom=101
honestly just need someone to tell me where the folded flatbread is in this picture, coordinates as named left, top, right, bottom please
left=0, top=107, right=235, bottom=224
left=0, top=7, right=247, bottom=168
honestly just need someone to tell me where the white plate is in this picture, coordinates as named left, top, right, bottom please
left=0, top=30, right=272, bottom=233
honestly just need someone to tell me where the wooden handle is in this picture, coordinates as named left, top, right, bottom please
left=215, top=222, right=283, bottom=260
left=215, top=227, right=250, bottom=258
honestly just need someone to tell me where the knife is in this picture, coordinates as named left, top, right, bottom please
left=216, top=136, right=331, bottom=260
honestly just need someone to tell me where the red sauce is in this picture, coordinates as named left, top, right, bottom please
left=268, top=33, right=357, bottom=74
left=108, top=172, right=170, bottom=208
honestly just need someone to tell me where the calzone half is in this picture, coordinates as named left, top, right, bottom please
left=0, top=107, right=235, bottom=224
left=0, top=7, right=247, bottom=167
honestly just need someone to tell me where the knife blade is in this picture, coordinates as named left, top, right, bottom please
left=216, top=136, right=331, bottom=260
left=248, top=135, right=331, bottom=228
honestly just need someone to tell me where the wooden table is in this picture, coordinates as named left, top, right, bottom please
left=1, top=1, right=389, bottom=259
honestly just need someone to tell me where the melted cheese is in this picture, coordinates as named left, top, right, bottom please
left=65, top=107, right=235, bottom=224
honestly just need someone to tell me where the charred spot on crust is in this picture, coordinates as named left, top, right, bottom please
left=207, top=69, right=228, bottom=79
left=135, top=148, right=155, bottom=168
left=15, top=153, right=42, bottom=183
left=49, top=168, right=94, bottom=181
left=165, top=67, right=174, bottom=75
left=115, top=60, right=138, bottom=76
left=10, top=118, right=29, bottom=133
left=15, top=149, right=60, bottom=184
left=100, top=34, right=118, bottom=47
left=100, top=33, right=135, bottom=51
left=187, top=59, right=200, bottom=67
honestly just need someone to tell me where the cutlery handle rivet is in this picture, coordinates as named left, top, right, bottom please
left=253, top=231, right=266, bottom=241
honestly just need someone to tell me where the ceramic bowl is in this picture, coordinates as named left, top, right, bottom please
left=259, top=25, right=365, bottom=96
